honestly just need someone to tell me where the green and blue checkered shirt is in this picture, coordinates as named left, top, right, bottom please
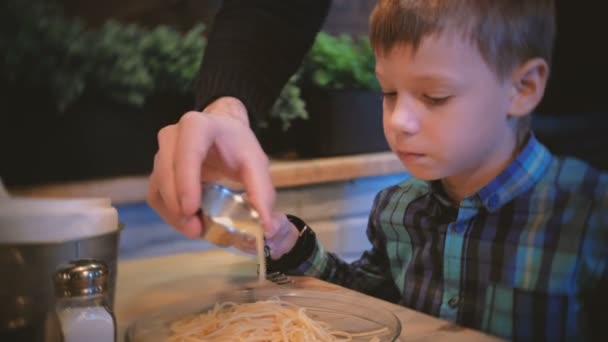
left=294, top=135, right=608, bottom=341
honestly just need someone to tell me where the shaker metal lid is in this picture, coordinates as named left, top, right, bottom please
left=53, top=259, right=109, bottom=297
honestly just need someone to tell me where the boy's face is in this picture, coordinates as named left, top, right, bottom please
left=375, top=33, right=518, bottom=183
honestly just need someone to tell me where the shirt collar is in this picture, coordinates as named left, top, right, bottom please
left=430, top=134, right=553, bottom=212
left=477, top=134, right=553, bottom=211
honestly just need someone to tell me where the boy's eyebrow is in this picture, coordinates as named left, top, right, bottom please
left=411, top=73, right=462, bottom=85
left=375, top=70, right=463, bottom=87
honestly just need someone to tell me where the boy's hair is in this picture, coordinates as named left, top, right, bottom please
left=369, top=0, right=556, bottom=81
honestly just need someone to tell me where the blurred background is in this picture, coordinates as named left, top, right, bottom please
left=1, top=0, right=606, bottom=186
left=1, top=4, right=605, bottom=342
left=1, top=0, right=606, bottom=260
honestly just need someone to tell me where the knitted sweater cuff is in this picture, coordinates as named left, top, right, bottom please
left=194, top=65, right=278, bottom=125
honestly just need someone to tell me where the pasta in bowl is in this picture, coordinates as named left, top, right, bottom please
left=126, top=287, right=401, bottom=341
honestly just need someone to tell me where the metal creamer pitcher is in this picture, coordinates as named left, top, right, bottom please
left=199, top=182, right=264, bottom=250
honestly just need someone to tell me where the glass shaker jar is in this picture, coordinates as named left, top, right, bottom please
left=46, top=259, right=116, bottom=342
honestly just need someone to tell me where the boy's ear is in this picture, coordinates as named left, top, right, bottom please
left=508, top=58, right=549, bottom=118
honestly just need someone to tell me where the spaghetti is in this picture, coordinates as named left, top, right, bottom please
left=165, top=297, right=389, bottom=341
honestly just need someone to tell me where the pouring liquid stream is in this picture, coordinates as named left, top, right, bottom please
left=209, top=217, right=266, bottom=283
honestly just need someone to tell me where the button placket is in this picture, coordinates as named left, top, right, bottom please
left=451, top=224, right=464, bottom=233
left=448, top=295, right=462, bottom=309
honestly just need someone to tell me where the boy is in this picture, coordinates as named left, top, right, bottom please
left=263, top=0, right=608, bottom=340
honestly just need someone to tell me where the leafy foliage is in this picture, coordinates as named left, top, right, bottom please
left=302, top=32, right=378, bottom=90
left=1, top=0, right=205, bottom=112
left=267, top=73, right=308, bottom=131
left=88, top=21, right=205, bottom=108
left=1, top=0, right=92, bottom=111
left=1, top=1, right=379, bottom=131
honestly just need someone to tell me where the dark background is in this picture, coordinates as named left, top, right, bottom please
left=1, top=0, right=606, bottom=187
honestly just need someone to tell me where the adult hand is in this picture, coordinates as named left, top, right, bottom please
left=147, top=96, right=276, bottom=238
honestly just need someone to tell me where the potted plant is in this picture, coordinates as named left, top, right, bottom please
left=0, top=0, right=207, bottom=186
left=294, top=32, right=389, bottom=157
left=0, top=0, right=311, bottom=185
left=256, top=73, right=308, bottom=158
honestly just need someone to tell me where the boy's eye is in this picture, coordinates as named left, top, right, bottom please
left=423, top=95, right=450, bottom=106
left=382, top=91, right=397, bottom=99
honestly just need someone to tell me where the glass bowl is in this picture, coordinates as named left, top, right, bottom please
left=125, top=287, right=401, bottom=341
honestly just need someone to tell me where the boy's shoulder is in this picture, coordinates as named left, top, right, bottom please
left=543, top=156, right=608, bottom=280
left=539, top=156, right=608, bottom=202
left=532, top=155, right=608, bottom=228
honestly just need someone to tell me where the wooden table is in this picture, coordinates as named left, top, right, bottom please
left=9, top=152, right=405, bottom=204
left=115, top=250, right=502, bottom=341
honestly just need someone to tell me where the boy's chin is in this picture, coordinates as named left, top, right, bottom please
left=404, top=167, right=444, bottom=181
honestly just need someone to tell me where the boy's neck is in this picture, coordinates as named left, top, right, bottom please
left=440, top=131, right=525, bottom=205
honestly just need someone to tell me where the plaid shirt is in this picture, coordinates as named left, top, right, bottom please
left=294, top=135, right=608, bottom=341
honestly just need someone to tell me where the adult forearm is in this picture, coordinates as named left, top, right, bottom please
left=195, top=0, right=331, bottom=124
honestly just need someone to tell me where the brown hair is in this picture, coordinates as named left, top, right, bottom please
left=370, top=0, right=556, bottom=80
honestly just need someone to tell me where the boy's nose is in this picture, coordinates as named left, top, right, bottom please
left=390, top=99, right=420, bottom=134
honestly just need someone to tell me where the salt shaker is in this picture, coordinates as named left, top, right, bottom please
left=47, top=259, right=116, bottom=342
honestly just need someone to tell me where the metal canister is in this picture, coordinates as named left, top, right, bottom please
left=0, top=197, right=121, bottom=341
left=46, top=259, right=116, bottom=342
left=199, top=182, right=264, bottom=250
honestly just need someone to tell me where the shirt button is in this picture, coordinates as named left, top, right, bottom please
left=448, top=296, right=461, bottom=308
left=451, top=225, right=464, bottom=233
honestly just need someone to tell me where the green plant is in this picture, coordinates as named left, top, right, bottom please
left=1, top=0, right=306, bottom=131
left=1, top=0, right=205, bottom=112
left=302, top=32, right=379, bottom=90
left=1, top=0, right=92, bottom=111
left=89, top=21, right=205, bottom=107
left=261, top=32, right=382, bottom=132
left=266, top=74, right=308, bottom=131
left=87, top=21, right=155, bottom=108
left=140, top=25, right=206, bottom=96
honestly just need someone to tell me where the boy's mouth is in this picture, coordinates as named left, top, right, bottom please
left=398, top=151, right=426, bottom=162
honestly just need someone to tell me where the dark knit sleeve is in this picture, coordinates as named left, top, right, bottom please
left=194, top=0, right=331, bottom=124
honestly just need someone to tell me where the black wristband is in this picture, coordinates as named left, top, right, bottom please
left=266, top=214, right=316, bottom=273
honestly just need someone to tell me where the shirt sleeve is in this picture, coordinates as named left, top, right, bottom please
left=290, top=191, right=402, bottom=303
left=194, top=0, right=331, bottom=124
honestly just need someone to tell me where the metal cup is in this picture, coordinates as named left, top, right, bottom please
left=199, top=182, right=263, bottom=249
left=0, top=197, right=121, bottom=340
